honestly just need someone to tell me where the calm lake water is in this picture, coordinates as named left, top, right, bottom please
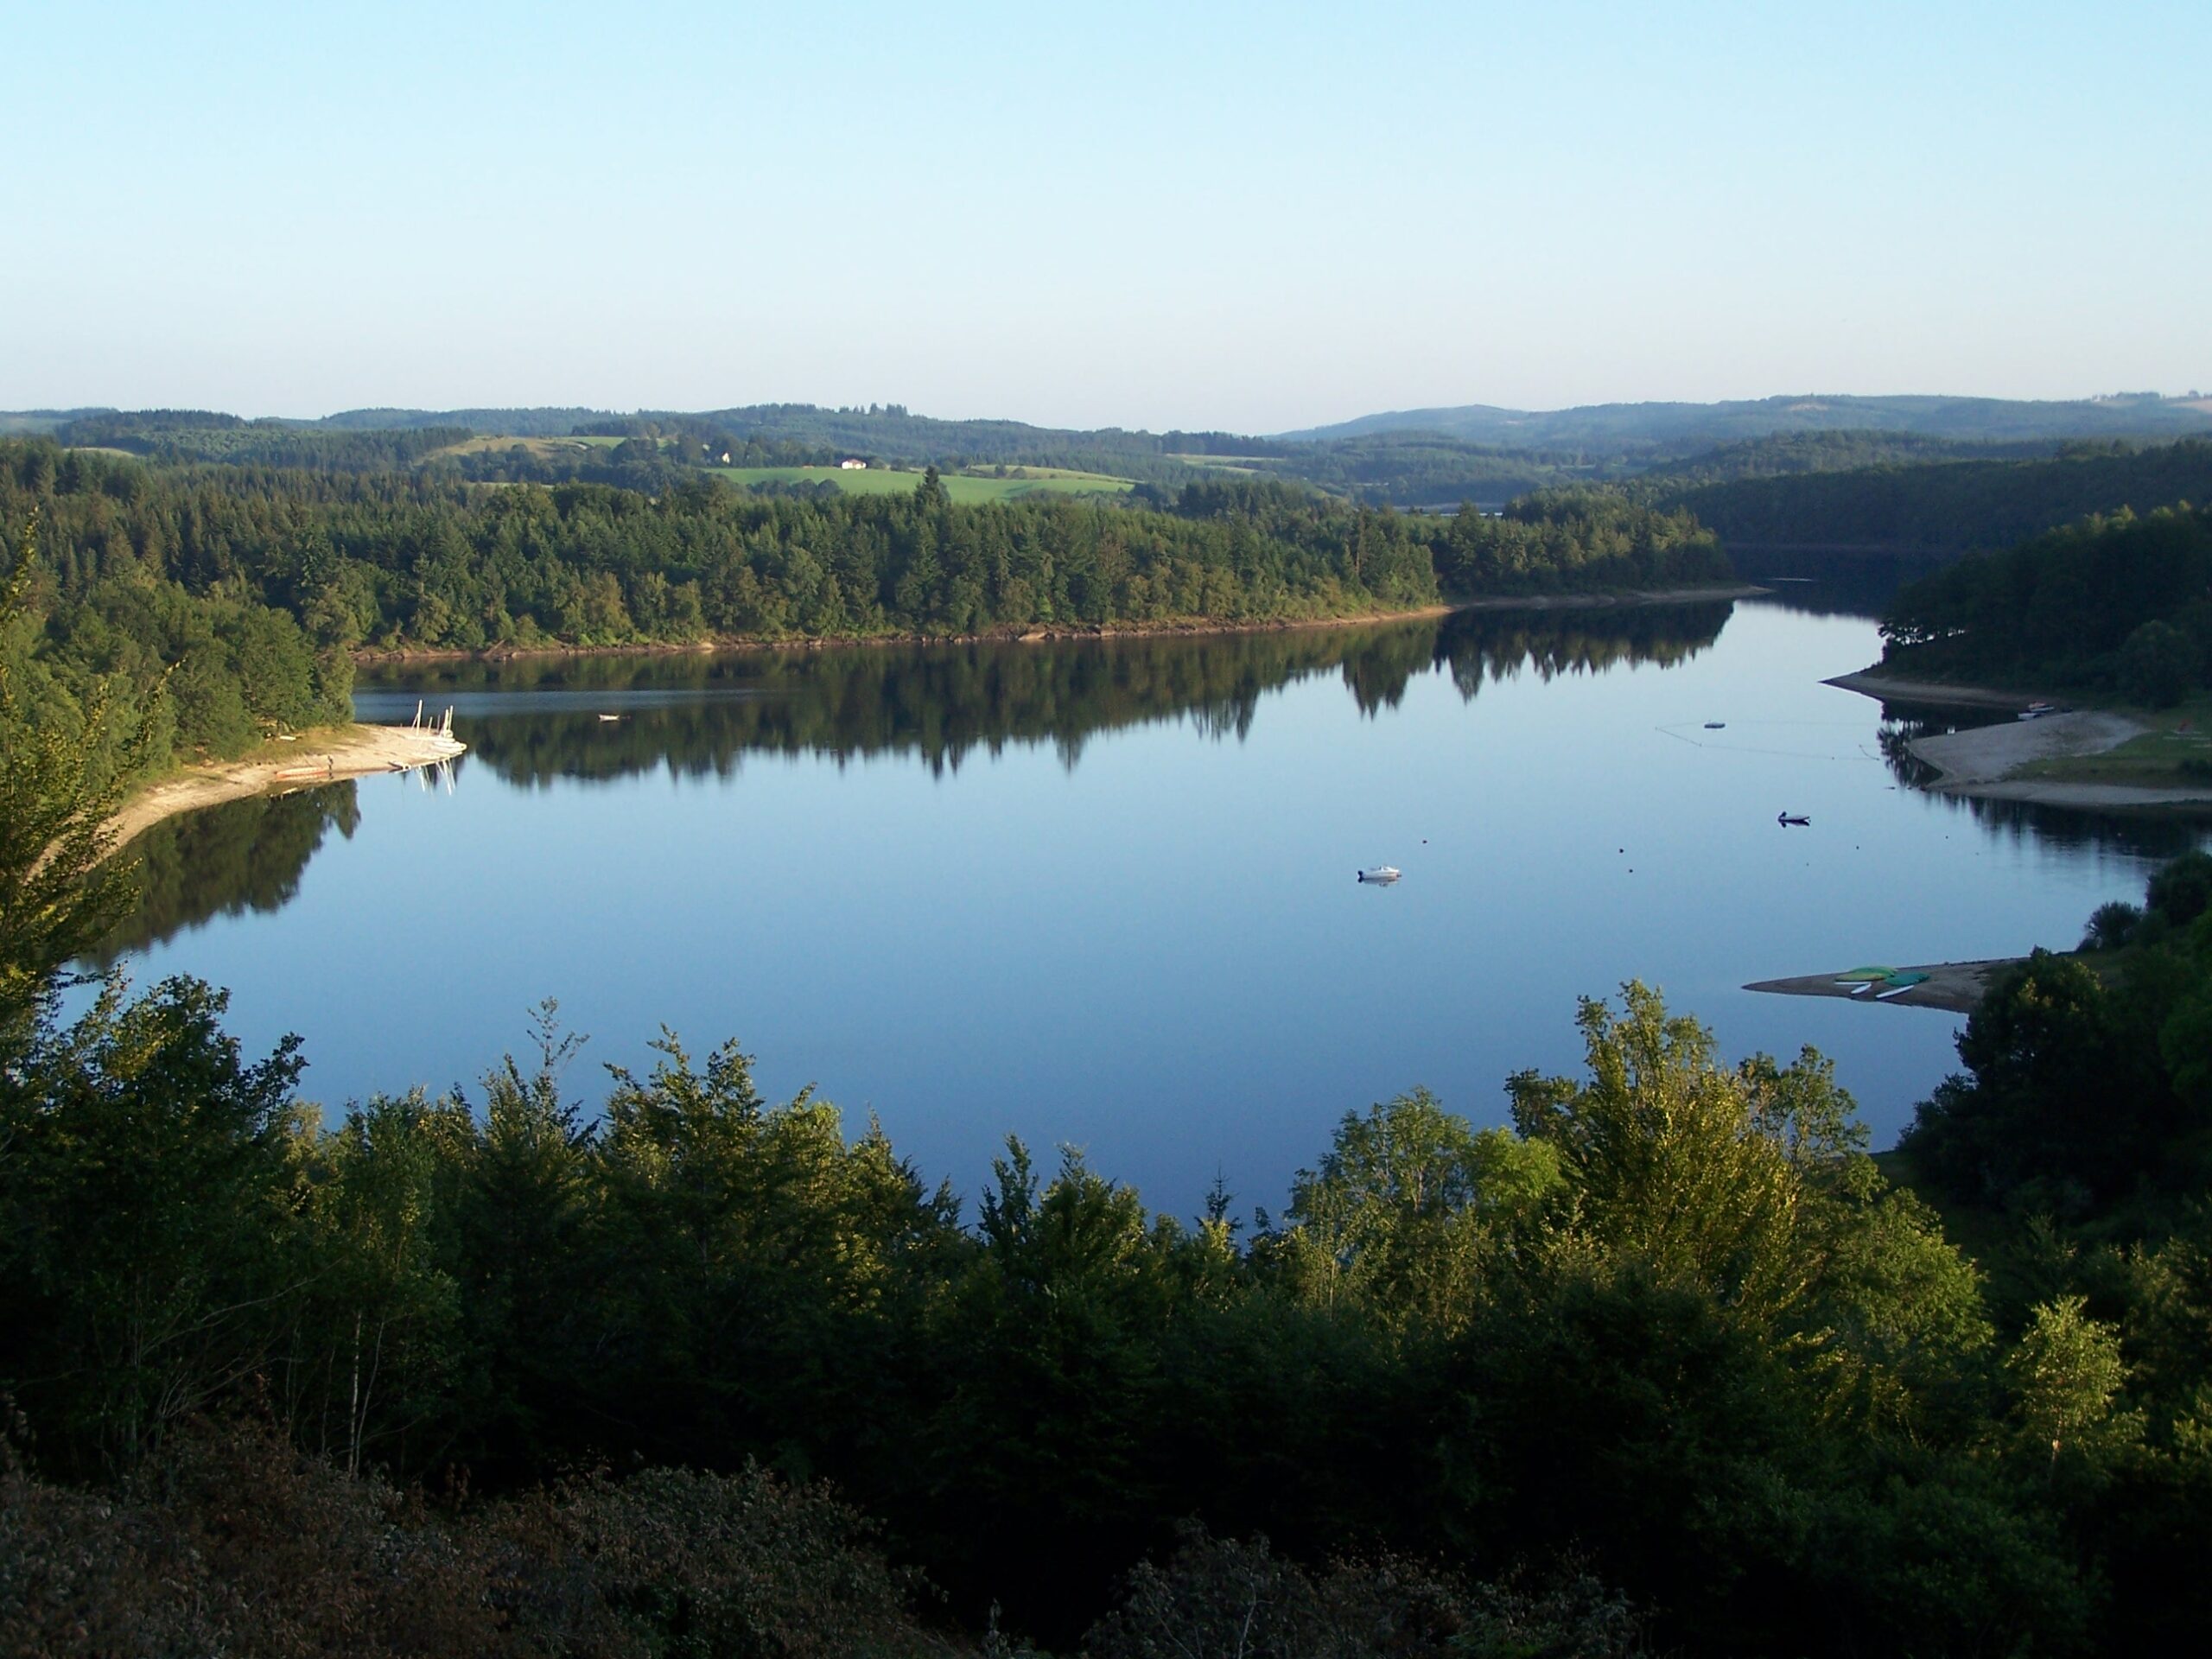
left=94, top=570, right=2210, bottom=1217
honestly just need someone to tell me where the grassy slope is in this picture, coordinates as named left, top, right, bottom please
left=2009, top=691, right=2212, bottom=787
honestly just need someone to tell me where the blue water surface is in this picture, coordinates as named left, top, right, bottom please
left=94, top=589, right=2204, bottom=1219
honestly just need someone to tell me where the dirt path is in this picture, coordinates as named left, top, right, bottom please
left=105, top=724, right=467, bottom=852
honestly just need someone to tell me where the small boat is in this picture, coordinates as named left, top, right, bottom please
left=597, top=713, right=622, bottom=722
left=1704, top=721, right=1726, bottom=729
left=2017, top=702, right=2057, bottom=721
left=1357, top=866, right=1402, bottom=885
left=1874, top=972, right=1931, bottom=1000
left=1777, top=812, right=1810, bottom=827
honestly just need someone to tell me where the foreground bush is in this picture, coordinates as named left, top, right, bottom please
left=0, top=1417, right=948, bottom=1658
left=1085, top=1524, right=1642, bottom=1659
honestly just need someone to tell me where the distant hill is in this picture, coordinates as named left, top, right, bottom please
left=12, top=404, right=1244, bottom=487
left=16, top=394, right=2212, bottom=511
left=1280, top=393, right=2212, bottom=451
left=0, top=408, right=114, bottom=436
left=315, top=405, right=611, bottom=435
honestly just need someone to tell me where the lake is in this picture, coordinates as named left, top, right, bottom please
left=94, top=573, right=2209, bottom=1220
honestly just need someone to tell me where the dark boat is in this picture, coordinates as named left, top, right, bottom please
left=1777, top=812, right=1810, bottom=827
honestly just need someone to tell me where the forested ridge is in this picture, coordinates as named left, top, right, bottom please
left=1658, top=436, right=2212, bottom=552
left=0, top=443, right=1729, bottom=808
left=1172, top=434, right=1613, bottom=506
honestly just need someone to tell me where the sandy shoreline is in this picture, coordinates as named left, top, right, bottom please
left=349, top=586, right=1767, bottom=666
left=105, top=724, right=467, bottom=853
left=1745, top=959, right=2018, bottom=1015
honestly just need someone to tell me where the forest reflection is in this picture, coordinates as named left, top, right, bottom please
left=102, top=606, right=1734, bottom=956
left=1722, top=548, right=1958, bottom=620
left=95, top=784, right=360, bottom=964
left=1873, top=704, right=2212, bottom=861
left=359, top=601, right=1739, bottom=786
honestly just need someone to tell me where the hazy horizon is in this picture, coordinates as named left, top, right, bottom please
left=6, top=1, right=2207, bottom=431
left=14, top=385, right=2211, bottom=441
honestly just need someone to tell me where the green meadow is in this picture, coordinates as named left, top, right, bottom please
left=703, top=464, right=1134, bottom=503
left=1167, top=452, right=1268, bottom=472
left=430, top=434, right=625, bottom=461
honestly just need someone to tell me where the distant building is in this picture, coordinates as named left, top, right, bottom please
left=840, top=458, right=868, bottom=470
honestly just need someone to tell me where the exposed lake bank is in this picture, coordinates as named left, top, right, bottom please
left=1827, top=666, right=2212, bottom=808
left=1906, top=715, right=2212, bottom=807
left=105, top=723, right=466, bottom=853
left=1450, top=583, right=1769, bottom=613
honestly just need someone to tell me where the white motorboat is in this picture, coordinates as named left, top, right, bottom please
left=1357, top=866, right=1402, bottom=885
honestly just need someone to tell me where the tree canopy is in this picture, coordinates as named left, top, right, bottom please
left=1879, top=501, right=2212, bottom=693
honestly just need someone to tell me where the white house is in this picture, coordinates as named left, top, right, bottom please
left=840, top=458, right=868, bottom=470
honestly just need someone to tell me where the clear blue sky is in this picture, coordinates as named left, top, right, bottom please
left=3, top=0, right=2206, bottom=432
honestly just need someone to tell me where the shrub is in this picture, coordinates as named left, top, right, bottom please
left=1084, top=1523, right=1641, bottom=1659
left=2117, top=620, right=2199, bottom=708
left=2081, top=900, right=2143, bottom=951
left=2147, top=850, right=2212, bottom=929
